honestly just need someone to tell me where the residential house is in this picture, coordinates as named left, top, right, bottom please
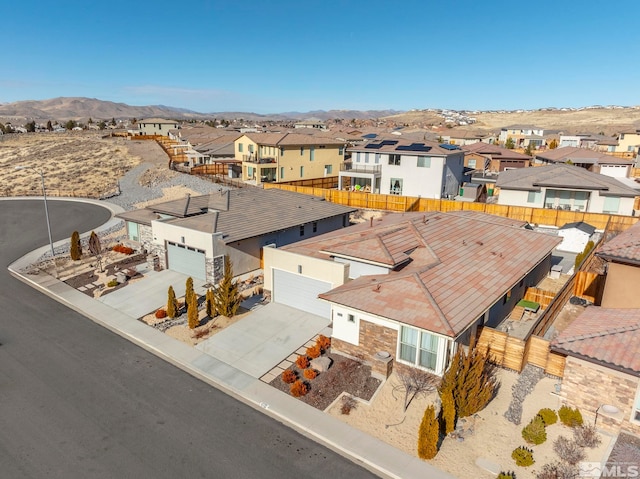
left=234, top=133, right=346, bottom=185
left=495, top=163, right=638, bottom=216
left=597, top=220, right=640, bottom=308
left=551, top=308, right=640, bottom=435
left=557, top=221, right=596, bottom=253
left=534, top=147, right=633, bottom=178
left=559, top=134, right=618, bottom=152
left=264, top=211, right=560, bottom=377
left=342, top=139, right=466, bottom=198
left=462, top=142, right=532, bottom=172
left=294, top=119, right=327, bottom=131
left=116, top=188, right=356, bottom=283
left=443, top=130, right=496, bottom=146
left=614, top=130, right=640, bottom=155
left=136, top=118, right=179, bottom=136
left=498, top=125, right=546, bottom=148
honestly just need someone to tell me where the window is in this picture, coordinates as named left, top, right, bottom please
left=248, top=144, right=254, bottom=153
left=310, top=146, right=315, bottom=161
left=299, top=225, right=305, bottom=236
left=527, top=191, right=541, bottom=204
left=389, top=154, right=401, bottom=166
left=390, top=178, right=403, bottom=195
left=633, top=385, right=640, bottom=422
left=280, top=167, right=284, bottom=179
left=347, top=314, right=355, bottom=323
left=417, top=156, right=431, bottom=168
left=238, top=143, right=244, bottom=153
left=574, top=191, right=588, bottom=211
left=468, top=159, right=476, bottom=169
left=603, top=196, right=620, bottom=214
left=324, top=164, right=332, bottom=174
left=339, top=146, right=344, bottom=155
left=300, top=165, right=304, bottom=177
left=280, top=147, right=285, bottom=156
left=399, top=326, right=439, bottom=371
left=313, top=222, right=317, bottom=233
left=356, top=152, right=361, bottom=162
left=365, top=152, right=370, bottom=163
left=375, top=153, right=380, bottom=164
left=300, top=147, right=304, bottom=156
left=503, top=289, right=512, bottom=305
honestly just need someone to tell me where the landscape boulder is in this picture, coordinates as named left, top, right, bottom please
left=310, top=356, right=332, bottom=372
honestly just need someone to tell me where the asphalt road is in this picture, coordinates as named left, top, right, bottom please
left=0, top=199, right=377, bottom=479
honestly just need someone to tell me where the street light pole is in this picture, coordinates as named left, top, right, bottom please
left=16, top=166, right=55, bottom=260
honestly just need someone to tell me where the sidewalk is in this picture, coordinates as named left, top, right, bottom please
left=8, top=202, right=456, bottom=479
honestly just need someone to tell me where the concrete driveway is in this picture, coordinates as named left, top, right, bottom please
left=196, top=303, right=331, bottom=379
left=97, top=269, right=206, bottom=319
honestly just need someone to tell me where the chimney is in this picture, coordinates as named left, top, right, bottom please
left=182, top=193, right=191, bottom=216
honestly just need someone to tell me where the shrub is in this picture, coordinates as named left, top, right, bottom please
left=536, top=462, right=576, bottom=479
left=155, top=309, right=167, bottom=319
left=438, top=345, right=499, bottom=418
left=417, top=405, right=440, bottom=460
left=187, top=293, right=199, bottom=329
left=281, top=370, right=297, bottom=384
left=303, top=368, right=318, bottom=380
left=573, top=424, right=601, bottom=448
left=306, top=344, right=321, bottom=359
left=512, top=446, right=535, bottom=467
left=340, top=395, right=357, bottom=415
left=316, top=334, right=331, bottom=351
left=537, top=408, right=558, bottom=426
left=553, top=436, right=585, bottom=465
left=290, top=380, right=309, bottom=397
left=295, top=355, right=310, bottom=369
left=497, top=472, right=516, bottom=479
left=558, top=405, right=583, bottom=427
left=205, top=288, right=215, bottom=318
left=522, top=416, right=547, bottom=445
left=212, top=255, right=241, bottom=317
left=112, top=244, right=134, bottom=255
left=167, top=286, right=178, bottom=319
left=70, top=231, right=82, bottom=260
left=439, top=385, right=456, bottom=435
left=107, top=279, right=119, bottom=287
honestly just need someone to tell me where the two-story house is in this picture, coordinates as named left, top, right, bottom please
left=462, top=142, right=532, bottom=172
left=495, top=163, right=638, bottom=216
left=234, top=133, right=346, bottom=185
left=498, top=125, right=546, bottom=148
left=614, top=130, right=640, bottom=156
left=341, top=139, right=466, bottom=198
left=136, top=118, right=179, bottom=136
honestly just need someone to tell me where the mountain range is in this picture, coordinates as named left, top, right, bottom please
left=0, top=97, right=400, bottom=122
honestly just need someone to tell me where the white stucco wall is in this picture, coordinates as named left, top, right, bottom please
left=333, top=257, right=389, bottom=279
left=380, top=154, right=446, bottom=198
left=600, top=164, right=630, bottom=178
left=263, top=248, right=348, bottom=291
left=557, top=229, right=591, bottom=253
left=151, top=220, right=215, bottom=256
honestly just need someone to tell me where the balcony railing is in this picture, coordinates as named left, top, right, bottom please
left=340, top=162, right=382, bottom=174
left=243, top=154, right=277, bottom=164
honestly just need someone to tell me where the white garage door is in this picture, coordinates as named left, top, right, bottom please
left=167, top=242, right=206, bottom=280
left=272, top=269, right=332, bottom=317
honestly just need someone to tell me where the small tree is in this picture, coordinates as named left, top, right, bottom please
left=525, top=142, right=535, bottom=156
left=167, top=286, right=178, bottom=319
left=505, top=137, right=515, bottom=149
left=46, top=120, right=53, bottom=131
left=439, top=345, right=499, bottom=418
left=548, top=138, right=558, bottom=149
left=70, top=230, right=82, bottom=261
left=65, top=120, right=77, bottom=130
left=205, top=288, right=215, bottom=317
left=417, top=405, right=439, bottom=460
left=185, top=276, right=194, bottom=310
left=88, top=231, right=103, bottom=272
left=394, top=367, right=439, bottom=412
left=212, top=255, right=242, bottom=317
left=187, top=292, right=199, bottom=329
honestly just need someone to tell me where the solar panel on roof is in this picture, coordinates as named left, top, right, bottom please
left=365, top=143, right=383, bottom=149
left=439, top=144, right=461, bottom=150
left=380, top=140, right=398, bottom=146
left=397, top=143, right=432, bottom=152
left=362, top=133, right=377, bottom=139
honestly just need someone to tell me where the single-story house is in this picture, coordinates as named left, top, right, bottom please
left=462, top=142, right=532, bottom=172
left=551, top=307, right=640, bottom=435
left=495, top=163, right=638, bottom=216
left=534, top=147, right=633, bottom=178
left=263, top=211, right=560, bottom=377
left=557, top=221, right=596, bottom=253
left=117, top=188, right=356, bottom=283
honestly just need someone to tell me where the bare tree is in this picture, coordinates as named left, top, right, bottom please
left=88, top=231, right=103, bottom=272
left=393, top=367, right=440, bottom=412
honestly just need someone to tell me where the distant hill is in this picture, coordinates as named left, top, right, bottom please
left=0, top=97, right=403, bottom=122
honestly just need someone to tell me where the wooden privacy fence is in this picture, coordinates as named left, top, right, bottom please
left=277, top=176, right=339, bottom=189
left=573, top=271, right=605, bottom=303
left=262, top=184, right=639, bottom=230
left=476, top=327, right=566, bottom=378
left=191, top=164, right=231, bottom=176
left=523, top=287, right=555, bottom=309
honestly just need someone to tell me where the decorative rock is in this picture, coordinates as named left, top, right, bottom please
left=310, top=356, right=332, bottom=372
left=504, top=364, right=545, bottom=425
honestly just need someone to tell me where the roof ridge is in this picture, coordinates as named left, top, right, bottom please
left=414, top=272, right=455, bottom=336
left=559, top=323, right=640, bottom=344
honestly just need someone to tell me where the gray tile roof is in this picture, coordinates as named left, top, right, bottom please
left=536, top=146, right=633, bottom=165
left=496, top=163, right=639, bottom=197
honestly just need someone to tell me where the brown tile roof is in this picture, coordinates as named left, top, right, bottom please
left=462, top=142, right=532, bottom=160
left=242, top=132, right=345, bottom=147
left=496, top=163, right=639, bottom=197
left=285, top=211, right=560, bottom=337
left=535, top=146, right=633, bottom=165
left=551, top=307, right=640, bottom=376
left=597, top=220, right=640, bottom=264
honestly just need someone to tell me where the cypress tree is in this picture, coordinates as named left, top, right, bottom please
left=167, top=286, right=178, bottom=319
left=213, top=255, right=241, bottom=317
left=417, top=405, right=439, bottom=460
left=205, top=288, right=215, bottom=318
left=70, top=231, right=82, bottom=261
left=187, top=293, right=199, bottom=329
left=439, top=385, right=456, bottom=435
left=185, top=276, right=194, bottom=310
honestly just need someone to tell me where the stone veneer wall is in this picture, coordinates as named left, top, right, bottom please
left=332, top=320, right=398, bottom=379
left=138, top=224, right=167, bottom=269
left=560, top=356, right=640, bottom=435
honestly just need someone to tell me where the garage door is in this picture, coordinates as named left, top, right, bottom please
left=272, top=269, right=332, bottom=317
left=167, top=242, right=206, bottom=280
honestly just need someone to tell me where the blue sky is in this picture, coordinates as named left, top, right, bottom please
left=2, top=0, right=639, bottom=114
